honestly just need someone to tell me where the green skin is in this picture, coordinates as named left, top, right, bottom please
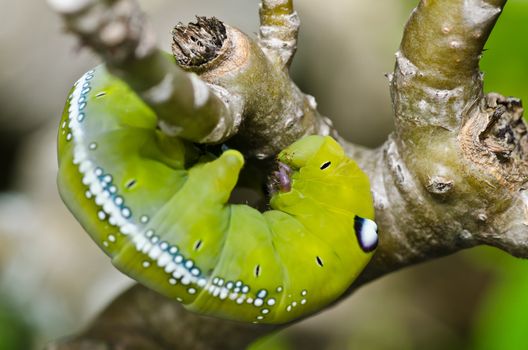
left=57, top=66, right=376, bottom=325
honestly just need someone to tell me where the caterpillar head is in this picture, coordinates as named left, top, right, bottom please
left=270, top=135, right=350, bottom=192
left=271, top=135, right=376, bottom=220
left=277, top=135, right=343, bottom=171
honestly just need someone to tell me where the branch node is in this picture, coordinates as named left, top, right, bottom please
left=460, top=93, right=528, bottom=189
left=426, top=176, right=454, bottom=195
left=172, top=17, right=227, bottom=68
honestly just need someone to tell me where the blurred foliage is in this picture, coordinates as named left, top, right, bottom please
left=248, top=332, right=292, bottom=350
left=0, top=294, right=33, bottom=350
left=470, top=248, right=528, bottom=350
left=481, top=0, right=528, bottom=102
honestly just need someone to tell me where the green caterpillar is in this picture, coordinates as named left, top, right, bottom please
left=57, top=66, right=378, bottom=324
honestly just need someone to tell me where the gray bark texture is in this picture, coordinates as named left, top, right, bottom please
left=47, top=0, right=528, bottom=349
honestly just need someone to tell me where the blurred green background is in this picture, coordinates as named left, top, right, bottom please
left=1, top=1, right=527, bottom=349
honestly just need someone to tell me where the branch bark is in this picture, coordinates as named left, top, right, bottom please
left=258, top=0, right=300, bottom=69
left=47, top=0, right=528, bottom=349
left=49, top=0, right=239, bottom=143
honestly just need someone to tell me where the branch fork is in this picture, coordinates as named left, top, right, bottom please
left=47, top=0, right=528, bottom=349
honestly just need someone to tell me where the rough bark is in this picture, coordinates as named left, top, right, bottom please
left=46, top=0, right=528, bottom=349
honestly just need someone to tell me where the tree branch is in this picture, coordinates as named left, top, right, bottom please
left=49, top=0, right=239, bottom=143
left=47, top=0, right=528, bottom=349
left=170, top=2, right=326, bottom=158
left=47, top=285, right=276, bottom=350
left=258, top=0, right=300, bottom=69
left=348, top=0, right=528, bottom=286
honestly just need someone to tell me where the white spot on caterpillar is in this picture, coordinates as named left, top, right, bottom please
left=267, top=298, right=276, bottom=306
left=257, top=290, right=267, bottom=298
left=142, top=261, right=151, bottom=268
left=121, top=207, right=131, bottom=218
left=181, top=276, right=191, bottom=286
left=133, top=235, right=148, bottom=251
left=246, top=298, right=254, bottom=304
left=198, top=278, right=207, bottom=288
left=120, top=223, right=134, bottom=235
left=301, top=299, right=306, bottom=305
left=114, top=196, right=124, bottom=206
left=108, top=234, right=116, bottom=243
left=236, top=297, right=245, bottom=305
left=97, top=211, right=106, bottom=220
left=262, top=309, right=269, bottom=315
left=164, top=262, right=177, bottom=274
left=80, top=161, right=92, bottom=174
left=292, top=301, right=297, bottom=307
left=286, top=305, right=292, bottom=312
left=254, top=299, right=264, bottom=307
left=85, top=190, right=93, bottom=199
left=140, top=215, right=149, bottom=224
left=276, top=286, right=283, bottom=293
left=148, top=246, right=162, bottom=260
left=355, top=216, right=378, bottom=252
left=242, top=286, right=249, bottom=294
left=103, top=241, right=109, bottom=247
left=301, top=290, right=307, bottom=296
left=188, top=288, right=196, bottom=295
left=220, top=289, right=229, bottom=300
left=145, top=229, right=154, bottom=238
left=257, top=316, right=264, bottom=320
left=169, top=278, right=177, bottom=285
left=141, top=242, right=153, bottom=254
left=66, top=133, right=72, bottom=141
left=173, top=266, right=184, bottom=279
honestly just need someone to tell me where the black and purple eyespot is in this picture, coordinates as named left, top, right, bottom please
left=354, top=216, right=378, bottom=252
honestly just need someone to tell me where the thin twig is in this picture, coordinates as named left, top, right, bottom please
left=258, top=0, right=300, bottom=69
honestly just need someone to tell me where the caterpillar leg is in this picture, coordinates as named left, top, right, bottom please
left=112, top=150, right=246, bottom=304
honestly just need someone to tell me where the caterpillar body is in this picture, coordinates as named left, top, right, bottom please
left=57, top=66, right=378, bottom=325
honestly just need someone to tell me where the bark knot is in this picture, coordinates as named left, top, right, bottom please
left=460, top=93, right=528, bottom=189
left=426, top=175, right=454, bottom=195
